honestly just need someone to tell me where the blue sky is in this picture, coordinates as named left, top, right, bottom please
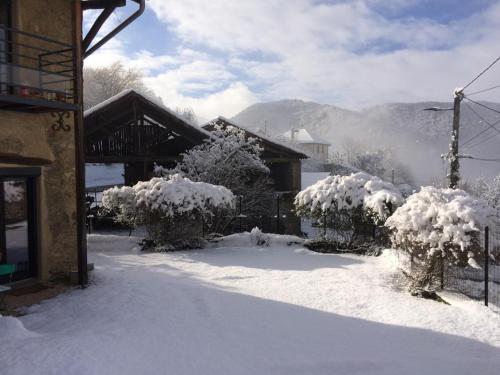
left=84, top=0, right=500, bottom=120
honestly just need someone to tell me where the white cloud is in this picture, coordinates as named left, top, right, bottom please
left=85, top=0, right=500, bottom=118
left=146, top=0, right=500, bottom=107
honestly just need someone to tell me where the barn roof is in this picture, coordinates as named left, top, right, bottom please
left=202, top=116, right=308, bottom=160
left=84, top=90, right=210, bottom=163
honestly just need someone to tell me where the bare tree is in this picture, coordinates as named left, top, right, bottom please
left=175, top=107, right=198, bottom=125
left=83, top=61, right=158, bottom=110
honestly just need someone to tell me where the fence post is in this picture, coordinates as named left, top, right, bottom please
left=323, top=213, right=327, bottom=239
left=440, top=253, right=444, bottom=290
left=239, top=195, right=243, bottom=233
left=485, top=226, right=489, bottom=307
left=276, top=194, right=280, bottom=234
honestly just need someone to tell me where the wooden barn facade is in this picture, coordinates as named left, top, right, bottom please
left=84, top=90, right=210, bottom=185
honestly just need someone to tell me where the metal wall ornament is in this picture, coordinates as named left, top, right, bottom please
left=51, top=112, right=71, bottom=132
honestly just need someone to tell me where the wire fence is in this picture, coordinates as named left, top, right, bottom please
left=86, top=187, right=303, bottom=236
left=446, top=226, right=500, bottom=311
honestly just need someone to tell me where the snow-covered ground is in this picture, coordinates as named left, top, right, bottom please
left=85, top=163, right=124, bottom=188
left=301, top=171, right=330, bottom=189
left=1, top=233, right=500, bottom=375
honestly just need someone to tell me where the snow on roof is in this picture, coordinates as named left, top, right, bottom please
left=84, top=89, right=212, bottom=138
left=201, top=116, right=308, bottom=158
left=84, top=89, right=134, bottom=118
left=282, top=128, right=331, bottom=145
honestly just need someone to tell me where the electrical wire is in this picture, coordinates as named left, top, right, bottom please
left=459, top=102, right=500, bottom=152
left=460, top=107, right=500, bottom=151
left=464, top=96, right=500, bottom=116
left=463, top=134, right=499, bottom=152
left=462, top=100, right=500, bottom=139
left=461, top=156, right=500, bottom=162
left=467, top=83, right=500, bottom=96
left=463, top=55, right=500, bottom=91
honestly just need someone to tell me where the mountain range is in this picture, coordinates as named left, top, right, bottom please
left=232, top=99, right=500, bottom=185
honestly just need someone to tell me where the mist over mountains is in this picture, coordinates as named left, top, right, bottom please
left=232, top=99, right=500, bottom=185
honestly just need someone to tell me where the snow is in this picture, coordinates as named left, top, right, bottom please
left=84, top=89, right=136, bottom=117
left=1, top=233, right=500, bottom=375
left=103, top=174, right=235, bottom=220
left=386, top=186, right=495, bottom=259
left=85, top=163, right=124, bottom=188
left=295, top=172, right=403, bottom=222
left=84, top=89, right=213, bottom=138
left=301, top=172, right=330, bottom=189
left=163, top=122, right=270, bottom=181
left=202, top=116, right=308, bottom=158
left=281, top=128, right=331, bottom=145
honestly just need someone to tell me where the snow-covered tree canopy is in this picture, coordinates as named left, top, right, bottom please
left=385, top=186, right=495, bottom=266
left=294, top=172, right=403, bottom=224
left=155, top=124, right=273, bottom=232
left=157, top=124, right=269, bottom=186
left=469, top=174, right=500, bottom=209
left=102, top=174, right=235, bottom=222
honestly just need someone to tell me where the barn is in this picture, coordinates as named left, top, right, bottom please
left=84, top=93, right=308, bottom=235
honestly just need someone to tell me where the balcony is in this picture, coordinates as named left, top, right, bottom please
left=0, top=25, right=78, bottom=113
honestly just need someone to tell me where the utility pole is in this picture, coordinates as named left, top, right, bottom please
left=449, top=88, right=464, bottom=189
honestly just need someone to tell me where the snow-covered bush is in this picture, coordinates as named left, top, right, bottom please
left=101, top=185, right=136, bottom=225
left=295, top=172, right=403, bottom=242
left=156, top=122, right=273, bottom=233
left=385, top=186, right=495, bottom=288
left=250, top=227, right=270, bottom=247
left=103, top=174, right=235, bottom=248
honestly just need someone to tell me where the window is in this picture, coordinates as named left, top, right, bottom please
left=0, top=168, right=39, bottom=283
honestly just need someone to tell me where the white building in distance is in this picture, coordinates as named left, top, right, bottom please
left=281, top=128, right=331, bottom=162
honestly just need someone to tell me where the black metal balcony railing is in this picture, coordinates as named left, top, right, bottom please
left=0, top=24, right=78, bottom=112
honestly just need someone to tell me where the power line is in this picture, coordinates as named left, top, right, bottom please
left=463, top=131, right=499, bottom=151
left=464, top=96, right=500, bottom=116
left=461, top=102, right=500, bottom=150
left=463, top=55, right=500, bottom=91
left=467, top=83, right=500, bottom=96
left=461, top=155, right=500, bottom=162
left=463, top=100, right=500, bottom=136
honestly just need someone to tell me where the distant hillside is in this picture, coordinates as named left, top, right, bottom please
left=232, top=100, right=500, bottom=184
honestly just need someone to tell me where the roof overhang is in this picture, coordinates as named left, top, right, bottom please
left=82, top=0, right=145, bottom=59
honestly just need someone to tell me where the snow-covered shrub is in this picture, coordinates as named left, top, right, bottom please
left=250, top=227, right=270, bottom=247
left=101, top=185, right=136, bottom=225
left=156, top=122, right=273, bottom=233
left=102, top=174, right=235, bottom=249
left=385, top=186, right=495, bottom=289
left=295, top=172, right=403, bottom=243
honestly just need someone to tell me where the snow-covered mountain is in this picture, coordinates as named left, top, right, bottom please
left=232, top=100, right=500, bottom=184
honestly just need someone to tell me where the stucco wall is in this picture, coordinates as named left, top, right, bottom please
left=0, top=0, right=78, bottom=282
